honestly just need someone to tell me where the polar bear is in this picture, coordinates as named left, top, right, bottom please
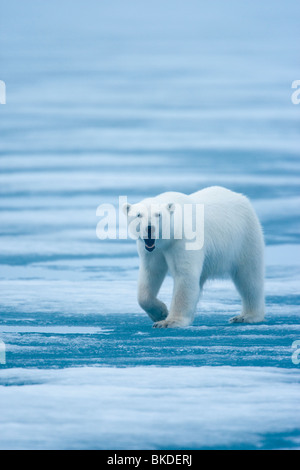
left=123, top=186, right=265, bottom=328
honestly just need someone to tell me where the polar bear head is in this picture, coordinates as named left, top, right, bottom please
left=122, top=200, right=175, bottom=252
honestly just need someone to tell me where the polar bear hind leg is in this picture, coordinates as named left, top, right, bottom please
left=229, top=259, right=265, bottom=324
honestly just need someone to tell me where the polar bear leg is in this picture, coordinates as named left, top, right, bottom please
left=138, top=257, right=168, bottom=322
left=153, top=275, right=200, bottom=328
left=230, top=261, right=265, bottom=324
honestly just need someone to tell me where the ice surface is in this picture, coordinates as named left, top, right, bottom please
left=0, top=0, right=299, bottom=450
left=0, top=366, right=299, bottom=450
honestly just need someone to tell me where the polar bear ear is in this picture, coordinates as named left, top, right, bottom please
left=122, top=203, right=131, bottom=215
left=166, top=202, right=175, bottom=212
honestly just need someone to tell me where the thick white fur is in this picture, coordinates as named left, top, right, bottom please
left=125, top=186, right=265, bottom=328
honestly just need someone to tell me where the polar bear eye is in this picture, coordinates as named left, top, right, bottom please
left=154, top=212, right=161, bottom=218
left=136, top=212, right=142, bottom=218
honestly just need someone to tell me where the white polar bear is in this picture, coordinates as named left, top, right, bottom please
left=123, top=186, right=265, bottom=328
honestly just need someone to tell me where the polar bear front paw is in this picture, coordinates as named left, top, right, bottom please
left=229, top=314, right=246, bottom=323
left=153, top=319, right=182, bottom=328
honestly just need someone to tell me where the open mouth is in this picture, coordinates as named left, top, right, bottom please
left=144, top=225, right=156, bottom=252
left=144, top=239, right=156, bottom=252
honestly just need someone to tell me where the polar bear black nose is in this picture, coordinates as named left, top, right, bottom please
left=147, top=225, right=155, bottom=239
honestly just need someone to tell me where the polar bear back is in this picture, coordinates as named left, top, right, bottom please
left=189, top=186, right=264, bottom=280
